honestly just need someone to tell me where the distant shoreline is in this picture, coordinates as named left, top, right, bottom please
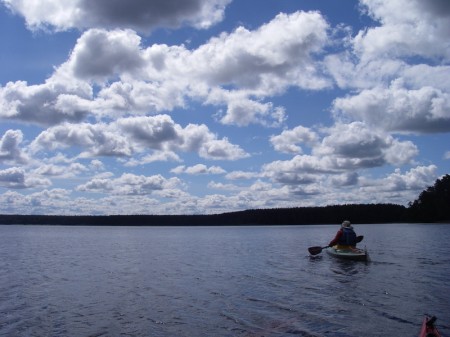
left=2, top=203, right=446, bottom=226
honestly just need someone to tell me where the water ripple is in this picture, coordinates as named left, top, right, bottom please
left=0, top=224, right=449, bottom=337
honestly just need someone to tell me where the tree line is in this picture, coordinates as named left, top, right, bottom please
left=0, top=174, right=448, bottom=226
left=408, top=174, right=450, bottom=223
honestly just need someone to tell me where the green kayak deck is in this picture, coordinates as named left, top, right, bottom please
left=326, top=246, right=368, bottom=261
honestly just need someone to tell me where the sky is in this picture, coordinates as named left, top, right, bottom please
left=0, top=0, right=449, bottom=216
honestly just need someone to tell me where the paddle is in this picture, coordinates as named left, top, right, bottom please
left=308, top=245, right=329, bottom=255
left=308, top=235, right=364, bottom=256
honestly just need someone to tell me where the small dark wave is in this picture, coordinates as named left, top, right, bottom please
left=380, top=312, right=416, bottom=325
left=87, top=331, right=109, bottom=337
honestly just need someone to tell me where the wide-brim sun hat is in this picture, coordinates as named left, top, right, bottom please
left=342, top=220, right=351, bottom=227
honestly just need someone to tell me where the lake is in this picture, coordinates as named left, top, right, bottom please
left=0, top=223, right=449, bottom=337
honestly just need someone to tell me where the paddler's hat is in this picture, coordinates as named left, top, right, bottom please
left=341, top=220, right=351, bottom=228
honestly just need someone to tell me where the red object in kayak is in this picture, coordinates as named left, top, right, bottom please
left=419, top=316, right=441, bottom=337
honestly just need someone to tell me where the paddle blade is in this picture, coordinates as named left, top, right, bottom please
left=308, top=246, right=325, bottom=255
left=357, top=235, right=364, bottom=243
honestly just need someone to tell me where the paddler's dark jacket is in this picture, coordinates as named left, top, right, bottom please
left=329, top=227, right=357, bottom=247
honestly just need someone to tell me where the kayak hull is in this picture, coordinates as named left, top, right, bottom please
left=419, top=316, right=441, bottom=337
left=326, top=246, right=368, bottom=261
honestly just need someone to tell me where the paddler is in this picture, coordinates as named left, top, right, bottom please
left=328, top=220, right=358, bottom=248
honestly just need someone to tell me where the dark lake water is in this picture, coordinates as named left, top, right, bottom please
left=0, top=223, right=449, bottom=337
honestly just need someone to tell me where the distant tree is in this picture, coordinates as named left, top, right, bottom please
left=408, top=174, right=450, bottom=222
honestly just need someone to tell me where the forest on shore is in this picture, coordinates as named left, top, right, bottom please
left=0, top=175, right=448, bottom=226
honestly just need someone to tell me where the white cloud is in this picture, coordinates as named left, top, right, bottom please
left=2, top=0, right=232, bottom=33
left=356, top=0, right=450, bottom=62
left=76, top=172, right=181, bottom=196
left=263, top=122, right=418, bottom=185
left=324, top=53, right=405, bottom=90
left=192, top=11, right=330, bottom=92
left=172, top=164, right=226, bottom=175
left=263, top=157, right=323, bottom=185
left=209, top=91, right=287, bottom=127
left=175, top=123, right=249, bottom=160
left=89, top=159, right=105, bottom=171
left=67, top=29, right=145, bottom=83
left=0, top=79, right=92, bottom=126
left=30, top=122, right=133, bottom=157
left=331, top=172, right=359, bottom=187
left=33, top=162, right=88, bottom=178
left=383, top=139, right=419, bottom=167
left=316, top=122, right=418, bottom=167
left=207, top=181, right=239, bottom=190
left=92, top=80, right=188, bottom=117
left=333, top=80, right=450, bottom=133
left=324, top=0, right=450, bottom=137
left=197, top=137, right=249, bottom=161
left=115, top=115, right=179, bottom=150
left=270, top=126, right=318, bottom=154
left=0, top=189, right=72, bottom=214
left=225, top=171, right=260, bottom=180
left=0, top=129, right=28, bottom=164
left=0, top=1, right=447, bottom=215
left=30, top=115, right=248, bottom=161
left=402, top=65, right=450, bottom=92
left=125, top=151, right=181, bottom=167
left=0, top=167, right=51, bottom=189
left=0, top=10, right=331, bottom=128
left=359, top=165, right=437, bottom=194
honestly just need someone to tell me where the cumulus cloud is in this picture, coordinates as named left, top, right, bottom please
left=323, top=0, right=450, bottom=138
left=333, top=80, right=450, bottom=133
left=257, top=164, right=438, bottom=207
left=263, top=122, right=418, bottom=185
left=207, top=181, right=240, bottom=191
left=263, top=156, right=326, bottom=185
left=0, top=130, right=28, bottom=164
left=125, top=151, right=181, bottom=167
left=29, top=122, right=133, bottom=157
left=33, top=162, right=88, bottom=178
left=356, top=0, right=450, bottom=62
left=331, top=172, right=359, bottom=187
left=2, top=0, right=231, bottom=33
left=192, top=11, right=330, bottom=92
left=0, top=79, right=92, bottom=126
left=0, top=167, right=51, bottom=189
left=117, top=115, right=249, bottom=160
left=316, top=122, right=418, bottom=167
left=270, top=126, right=318, bottom=154
left=30, top=115, right=248, bottom=161
left=225, top=171, right=260, bottom=180
left=402, top=65, right=450, bottom=93
left=359, top=165, right=438, bottom=194
left=0, top=10, right=331, bottom=128
left=76, top=173, right=181, bottom=196
left=115, top=115, right=179, bottom=150
left=68, top=29, right=145, bottom=82
left=171, top=164, right=226, bottom=175
left=210, top=92, right=287, bottom=127
left=197, top=137, right=248, bottom=161
left=0, top=1, right=447, bottom=215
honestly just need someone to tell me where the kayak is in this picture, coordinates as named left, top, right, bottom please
left=326, top=246, right=368, bottom=261
left=419, top=315, right=441, bottom=337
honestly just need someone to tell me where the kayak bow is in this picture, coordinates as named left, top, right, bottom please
left=419, top=315, right=441, bottom=337
left=326, top=246, right=368, bottom=261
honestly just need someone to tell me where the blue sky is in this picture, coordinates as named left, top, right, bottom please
left=0, top=0, right=449, bottom=215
